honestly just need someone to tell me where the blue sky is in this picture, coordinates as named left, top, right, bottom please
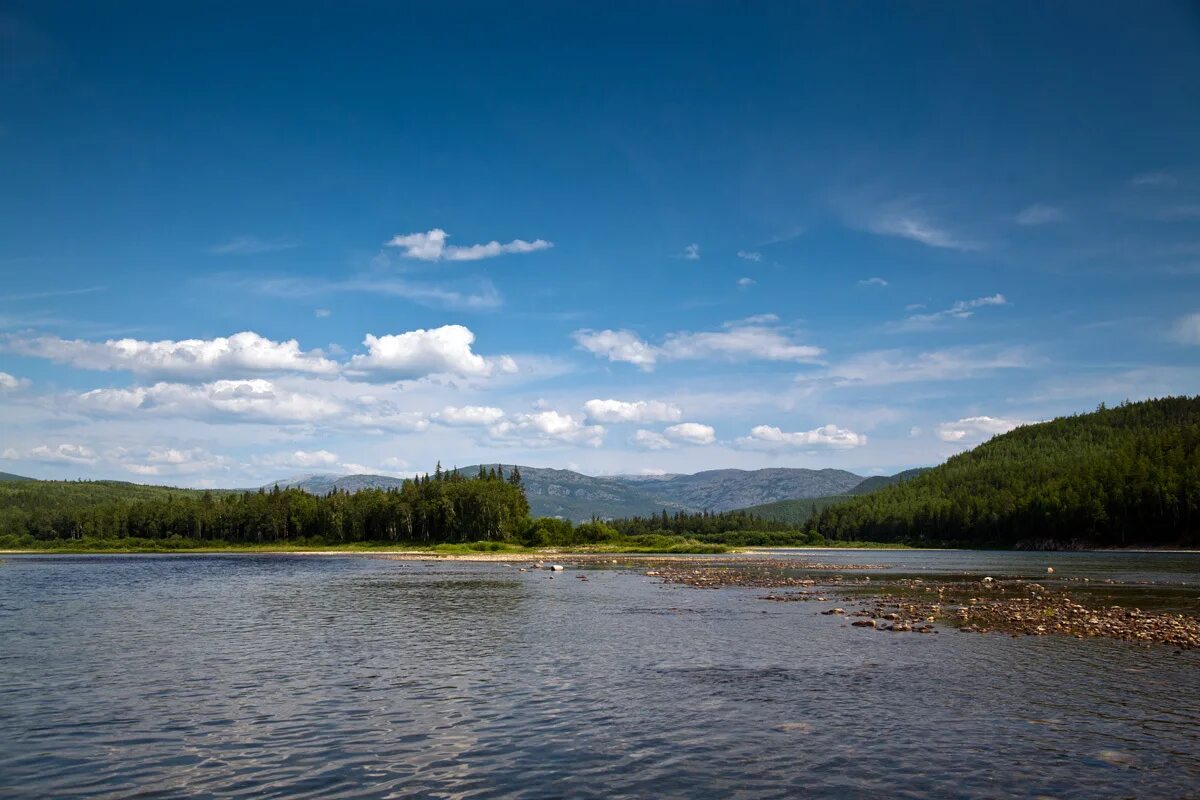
left=2, top=1, right=1198, bottom=485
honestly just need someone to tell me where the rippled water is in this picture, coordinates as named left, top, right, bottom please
left=1, top=552, right=1198, bottom=799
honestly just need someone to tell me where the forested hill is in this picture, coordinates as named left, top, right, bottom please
left=807, top=396, right=1200, bottom=548
left=267, top=465, right=868, bottom=520
left=738, top=468, right=932, bottom=525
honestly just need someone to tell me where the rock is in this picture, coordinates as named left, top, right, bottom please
left=549, top=564, right=565, bottom=571
left=852, top=620, right=876, bottom=628
left=1046, top=567, right=1055, bottom=574
left=821, top=608, right=845, bottom=615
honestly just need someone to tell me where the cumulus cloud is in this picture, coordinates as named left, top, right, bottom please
left=572, top=329, right=659, bottom=370
left=435, top=405, right=506, bottom=426
left=114, top=446, right=231, bottom=476
left=4, top=332, right=339, bottom=380
left=583, top=399, right=682, bottom=424
left=486, top=411, right=605, bottom=448
left=385, top=229, right=552, bottom=262
left=574, top=318, right=823, bottom=371
left=937, top=416, right=1034, bottom=442
left=348, top=325, right=516, bottom=379
left=898, top=294, right=1007, bottom=329
left=1171, top=312, right=1200, bottom=345
left=680, top=243, right=701, bottom=260
left=663, top=422, right=716, bottom=445
left=1014, top=204, right=1063, bottom=226
left=252, top=449, right=340, bottom=469
left=9, top=443, right=99, bottom=465
left=735, top=424, right=867, bottom=450
left=632, top=429, right=673, bottom=450
left=0, top=371, right=28, bottom=391
left=737, top=250, right=762, bottom=262
left=737, top=277, right=756, bottom=288
left=75, top=379, right=343, bottom=424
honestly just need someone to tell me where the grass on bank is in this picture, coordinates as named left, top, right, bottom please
left=0, top=532, right=907, bottom=555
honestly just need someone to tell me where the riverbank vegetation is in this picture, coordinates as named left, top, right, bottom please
left=806, top=397, right=1200, bottom=548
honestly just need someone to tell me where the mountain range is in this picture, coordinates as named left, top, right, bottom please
left=266, top=465, right=881, bottom=520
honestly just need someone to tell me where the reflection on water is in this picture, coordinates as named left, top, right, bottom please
left=0, top=552, right=1198, bottom=799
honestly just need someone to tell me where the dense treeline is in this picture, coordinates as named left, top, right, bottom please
left=807, top=397, right=1200, bottom=547
left=0, top=465, right=531, bottom=545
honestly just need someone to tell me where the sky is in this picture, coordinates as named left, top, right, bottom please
left=1, top=1, right=1199, bottom=486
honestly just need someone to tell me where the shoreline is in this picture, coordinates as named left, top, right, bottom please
left=3, top=546, right=1197, bottom=557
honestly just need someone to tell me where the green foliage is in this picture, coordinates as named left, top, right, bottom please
left=735, top=495, right=853, bottom=526
left=606, top=508, right=799, bottom=538
left=807, top=397, right=1200, bottom=547
left=0, top=469, right=530, bottom=545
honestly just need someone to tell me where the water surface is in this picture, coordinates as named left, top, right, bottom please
left=1, top=552, right=1197, bottom=798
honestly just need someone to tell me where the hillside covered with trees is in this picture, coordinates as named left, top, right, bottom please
left=0, top=465, right=531, bottom=547
left=807, top=397, right=1200, bottom=548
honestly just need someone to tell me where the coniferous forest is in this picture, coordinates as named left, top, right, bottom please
left=805, top=397, right=1200, bottom=548
left=0, top=465, right=531, bottom=547
left=2, top=397, right=1197, bottom=550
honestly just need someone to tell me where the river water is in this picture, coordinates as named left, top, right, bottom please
left=1, top=551, right=1197, bottom=799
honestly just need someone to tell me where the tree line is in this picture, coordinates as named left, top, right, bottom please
left=0, top=465, right=532, bottom=545
left=805, top=397, right=1200, bottom=548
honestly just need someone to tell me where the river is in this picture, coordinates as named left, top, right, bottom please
left=1, top=551, right=1197, bottom=798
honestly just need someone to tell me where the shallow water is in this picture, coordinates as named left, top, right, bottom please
left=1, top=552, right=1198, bottom=799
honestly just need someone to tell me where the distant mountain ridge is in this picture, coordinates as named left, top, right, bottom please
left=265, top=465, right=872, bottom=520
left=737, top=468, right=932, bottom=525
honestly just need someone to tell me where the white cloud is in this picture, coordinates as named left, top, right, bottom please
left=435, top=405, right=506, bottom=426
left=899, top=294, right=1008, bottom=329
left=1171, top=312, right=1200, bottom=345
left=858, top=277, right=888, bottom=287
left=5, top=331, right=339, bottom=379
left=386, top=228, right=552, bottom=262
left=1014, top=204, right=1063, bottom=226
left=937, top=416, right=1034, bottom=443
left=341, top=399, right=431, bottom=432
left=19, top=443, right=98, bottom=465
left=680, top=243, right=701, bottom=260
left=314, top=308, right=331, bottom=318
left=114, top=446, right=231, bottom=476
left=0, top=371, right=28, bottom=391
left=487, top=411, right=605, bottom=448
left=737, top=250, right=762, bottom=262
left=572, top=329, right=659, bottom=370
left=864, top=209, right=980, bottom=251
left=664, top=422, right=716, bottom=445
left=211, top=235, right=297, bottom=255
left=737, top=277, right=756, bottom=288
left=1131, top=172, right=1176, bottom=187
left=735, top=424, right=867, bottom=450
left=245, top=274, right=504, bottom=311
left=660, top=321, right=823, bottom=364
left=825, top=347, right=1029, bottom=387
left=583, top=399, right=683, bottom=424
left=348, top=325, right=516, bottom=379
left=75, top=379, right=344, bottom=424
left=252, top=449, right=339, bottom=469
left=632, top=429, right=674, bottom=450
left=575, top=319, right=823, bottom=371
